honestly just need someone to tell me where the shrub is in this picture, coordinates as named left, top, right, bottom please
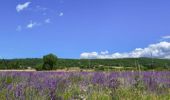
left=35, top=64, right=43, bottom=71
left=42, top=54, right=58, bottom=70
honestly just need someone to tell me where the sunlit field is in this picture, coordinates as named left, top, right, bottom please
left=0, top=71, right=170, bottom=100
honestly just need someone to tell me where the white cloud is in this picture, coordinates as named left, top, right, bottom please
left=162, top=35, right=170, bottom=39
left=80, top=52, right=98, bottom=59
left=59, top=12, right=64, bottom=17
left=45, top=18, right=51, bottom=23
left=101, top=51, right=109, bottom=55
left=80, top=41, right=170, bottom=59
left=26, top=21, right=38, bottom=29
left=16, top=2, right=31, bottom=12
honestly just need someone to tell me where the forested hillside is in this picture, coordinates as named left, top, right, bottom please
left=0, top=58, right=169, bottom=70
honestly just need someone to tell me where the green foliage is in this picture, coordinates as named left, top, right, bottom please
left=35, top=64, right=43, bottom=71
left=94, top=66, right=105, bottom=71
left=42, top=54, right=58, bottom=70
left=0, top=57, right=170, bottom=70
left=9, top=61, right=21, bottom=69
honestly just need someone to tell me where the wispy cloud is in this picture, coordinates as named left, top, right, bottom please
left=26, top=21, right=39, bottom=29
left=80, top=41, right=170, bottom=59
left=36, top=5, right=47, bottom=11
left=26, top=19, right=51, bottom=29
left=45, top=18, right=51, bottom=23
left=27, top=5, right=48, bottom=12
left=162, top=35, right=170, bottom=39
left=59, top=12, right=64, bottom=17
left=16, top=2, right=64, bottom=30
left=16, top=2, right=31, bottom=12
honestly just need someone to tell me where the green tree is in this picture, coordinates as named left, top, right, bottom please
left=42, top=54, right=58, bottom=70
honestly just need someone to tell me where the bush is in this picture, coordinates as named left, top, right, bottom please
left=35, top=64, right=43, bottom=71
left=42, top=54, right=58, bottom=70
left=95, top=66, right=105, bottom=71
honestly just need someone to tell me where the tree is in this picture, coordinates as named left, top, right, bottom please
left=10, top=61, right=20, bottom=69
left=42, top=54, right=58, bottom=70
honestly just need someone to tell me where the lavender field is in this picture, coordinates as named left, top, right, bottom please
left=0, top=71, right=170, bottom=100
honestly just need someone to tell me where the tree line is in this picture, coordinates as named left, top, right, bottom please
left=0, top=54, right=170, bottom=70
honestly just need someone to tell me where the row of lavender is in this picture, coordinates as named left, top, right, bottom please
left=0, top=71, right=170, bottom=99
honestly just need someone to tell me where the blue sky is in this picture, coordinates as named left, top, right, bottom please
left=0, top=0, right=170, bottom=59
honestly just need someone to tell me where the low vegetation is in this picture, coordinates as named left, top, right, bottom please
left=0, top=71, right=169, bottom=100
left=0, top=54, right=169, bottom=99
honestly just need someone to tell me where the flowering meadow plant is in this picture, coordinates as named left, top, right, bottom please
left=0, top=71, right=170, bottom=100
